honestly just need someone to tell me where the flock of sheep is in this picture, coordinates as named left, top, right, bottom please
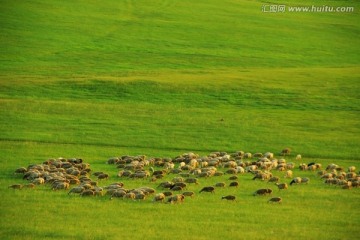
left=10, top=148, right=359, bottom=204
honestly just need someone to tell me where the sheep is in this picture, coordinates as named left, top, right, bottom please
left=97, top=173, right=109, bottom=180
left=222, top=195, right=236, bottom=201
left=284, top=170, right=293, bottom=179
left=296, top=154, right=302, bottom=161
left=80, top=189, right=95, bottom=197
left=226, top=169, right=237, bottom=175
left=185, top=178, right=199, bottom=184
left=268, top=176, right=280, bottom=183
left=281, top=148, right=291, bottom=156
left=32, top=177, right=45, bottom=185
left=173, top=182, right=187, bottom=189
left=167, top=194, right=185, bottom=204
left=229, top=181, right=239, bottom=188
left=252, top=172, right=272, bottom=181
left=301, top=177, right=310, bottom=184
left=348, top=166, right=356, bottom=173
left=229, top=175, right=238, bottom=180
left=157, top=181, right=174, bottom=189
left=199, top=186, right=215, bottom=193
left=326, top=164, right=339, bottom=171
left=135, top=193, right=146, bottom=200
left=153, top=193, right=166, bottom=202
left=14, top=167, right=27, bottom=174
left=124, top=192, right=136, bottom=200
left=68, top=186, right=85, bottom=195
left=214, top=182, right=226, bottom=187
left=9, top=184, right=23, bottom=189
left=244, top=153, right=252, bottom=159
left=268, top=197, right=282, bottom=203
left=299, top=163, right=308, bottom=171
left=289, top=177, right=302, bottom=185
left=253, top=188, right=272, bottom=196
left=24, top=183, right=35, bottom=189
left=137, top=187, right=155, bottom=195
left=275, top=183, right=288, bottom=190
left=162, top=191, right=173, bottom=197
left=182, top=191, right=195, bottom=198
left=170, top=185, right=184, bottom=191
left=53, top=182, right=70, bottom=190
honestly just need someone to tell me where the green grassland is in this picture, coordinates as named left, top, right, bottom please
left=1, top=0, right=359, bottom=239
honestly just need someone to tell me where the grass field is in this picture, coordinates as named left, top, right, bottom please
left=0, top=0, right=359, bottom=239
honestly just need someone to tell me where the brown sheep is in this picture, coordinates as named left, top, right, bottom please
left=253, top=188, right=273, bottom=196
left=68, top=186, right=85, bottom=195
left=268, top=176, right=280, bottom=183
left=281, top=148, right=291, bottom=156
left=124, top=192, right=136, bottom=200
left=97, top=173, right=109, bottom=180
left=222, top=195, right=236, bottom=201
left=110, top=190, right=127, bottom=199
left=214, top=182, right=226, bottom=187
left=167, top=194, right=185, bottom=204
left=182, top=191, right=195, bottom=198
left=275, top=183, right=288, bottom=190
left=199, top=186, right=215, bottom=193
left=229, top=181, right=239, bottom=187
left=9, top=184, right=23, bottom=189
left=80, top=189, right=95, bottom=197
left=153, top=193, right=166, bottom=202
left=268, top=197, right=282, bottom=203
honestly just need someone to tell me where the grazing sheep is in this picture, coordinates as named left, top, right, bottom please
left=173, top=182, right=187, bottom=189
left=289, top=177, right=302, bottom=185
left=167, top=194, right=185, bottom=204
left=253, top=188, right=272, bottom=196
left=199, top=186, right=215, bottom=193
left=137, top=187, right=155, bottom=195
left=185, top=178, right=199, bottom=184
left=97, top=173, right=109, bottom=180
left=226, top=169, right=237, bottom=175
left=296, top=154, right=302, bottom=161
left=268, top=176, right=280, bottom=183
left=284, top=170, right=293, bottom=179
left=299, top=163, right=308, bottom=171
left=275, top=183, right=288, bottom=190
left=214, top=182, right=226, bottom=188
left=157, top=181, right=174, bottom=189
left=24, top=183, right=35, bottom=189
left=281, top=148, right=291, bottom=156
left=172, top=177, right=184, bottom=183
left=182, top=191, right=195, bottom=198
left=170, top=185, right=184, bottom=191
left=32, top=177, right=45, bottom=185
left=229, top=175, right=238, bottom=180
left=348, top=166, right=356, bottom=173
left=162, top=191, right=173, bottom=197
left=53, top=182, right=70, bottom=190
left=153, top=193, right=166, bottom=202
left=135, top=193, right=146, bottom=200
left=268, top=197, right=282, bottom=203
left=124, top=192, right=136, bottom=200
left=301, top=177, right=310, bottom=184
left=222, top=195, right=236, bottom=201
left=244, top=153, right=252, bottom=159
left=14, top=167, right=27, bottom=174
left=68, top=186, right=85, bottom=195
left=80, top=189, right=95, bottom=197
left=229, top=181, right=239, bottom=188
left=9, top=184, right=23, bottom=189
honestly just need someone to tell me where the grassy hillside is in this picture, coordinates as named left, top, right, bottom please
left=0, top=0, right=359, bottom=239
